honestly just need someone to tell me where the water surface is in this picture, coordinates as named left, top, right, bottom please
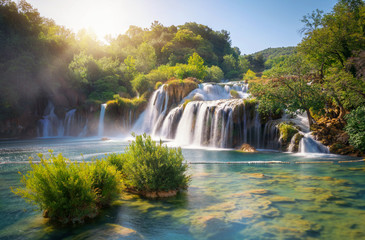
left=0, top=138, right=364, bottom=239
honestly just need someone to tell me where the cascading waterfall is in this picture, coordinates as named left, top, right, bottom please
left=64, top=109, right=77, bottom=136
left=37, top=102, right=88, bottom=138
left=284, top=113, right=329, bottom=154
left=98, top=103, right=107, bottom=137
left=133, top=82, right=268, bottom=149
left=38, top=102, right=63, bottom=137
left=133, top=84, right=169, bottom=135
left=298, top=133, right=329, bottom=154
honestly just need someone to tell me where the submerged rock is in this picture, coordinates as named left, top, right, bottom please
left=68, top=223, right=143, bottom=240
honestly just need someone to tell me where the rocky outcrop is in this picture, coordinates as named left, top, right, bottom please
left=312, top=117, right=360, bottom=156
left=237, top=143, right=258, bottom=153
left=165, top=78, right=199, bottom=109
left=278, top=123, right=299, bottom=151
left=104, top=97, right=147, bottom=135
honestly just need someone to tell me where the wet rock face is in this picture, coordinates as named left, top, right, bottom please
left=312, top=117, right=360, bottom=156
left=165, top=78, right=199, bottom=109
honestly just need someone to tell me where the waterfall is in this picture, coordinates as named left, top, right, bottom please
left=132, top=85, right=169, bottom=134
left=288, top=132, right=300, bottom=152
left=98, top=103, right=107, bottom=137
left=262, top=120, right=280, bottom=149
left=131, top=82, right=269, bottom=149
left=298, top=133, right=329, bottom=154
left=64, top=109, right=76, bottom=136
left=38, top=102, right=63, bottom=138
left=37, top=101, right=90, bottom=138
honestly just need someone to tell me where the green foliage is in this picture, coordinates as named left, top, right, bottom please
left=131, top=74, right=151, bottom=95
left=230, top=89, right=240, bottom=98
left=222, top=54, right=239, bottom=78
left=135, top=42, right=157, bottom=73
left=345, top=106, right=365, bottom=151
left=107, top=94, right=146, bottom=110
left=250, top=54, right=326, bottom=126
left=298, top=0, right=365, bottom=114
left=243, top=69, right=257, bottom=80
left=122, top=134, right=190, bottom=192
left=11, top=151, right=121, bottom=224
left=155, top=81, right=163, bottom=89
left=278, top=123, right=299, bottom=143
left=90, top=159, right=122, bottom=206
left=205, top=65, right=224, bottom=82
left=105, top=153, right=125, bottom=172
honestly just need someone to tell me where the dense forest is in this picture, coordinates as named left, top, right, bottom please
left=0, top=0, right=286, bottom=136
left=250, top=0, right=365, bottom=154
left=0, top=0, right=364, bottom=155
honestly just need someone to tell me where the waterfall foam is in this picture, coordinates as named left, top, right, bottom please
left=298, top=133, right=329, bottom=154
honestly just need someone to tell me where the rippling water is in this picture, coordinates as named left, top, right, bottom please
left=0, top=138, right=364, bottom=239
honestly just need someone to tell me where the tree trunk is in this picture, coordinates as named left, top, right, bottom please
left=306, top=108, right=314, bottom=129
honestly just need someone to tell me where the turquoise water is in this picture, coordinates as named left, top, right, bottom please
left=1, top=138, right=365, bottom=239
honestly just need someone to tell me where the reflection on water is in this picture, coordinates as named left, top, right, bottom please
left=0, top=138, right=364, bottom=239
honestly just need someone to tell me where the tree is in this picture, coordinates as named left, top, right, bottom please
left=205, top=65, right=224, bottom=82
left=243, top=69, right=257, bottom=81
left=222, top=54, right=238, bottom=78
left=187, top=52, right=207, bottom=79
left=135, top=42, right=157, bottom=74
left=250, top=54, right=326, bottom=127
left=298, top=0, right=365, bottom=118
left=131, top=74, right=151, bottom=95
left=345, top=105, right=365, bottom=151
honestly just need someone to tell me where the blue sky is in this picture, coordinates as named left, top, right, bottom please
left=27, top=0, right=337, bottom=54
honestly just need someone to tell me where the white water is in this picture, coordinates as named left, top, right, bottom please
left=299, top=133, right=329, bottom=154
left=132, top=84, right=169, bottom=135
left=132, top=82, right=265, bottom=149
left=98, top=104, right=107, bottom=137
left=284, top=113, right=329, bottom=154
left=37, top=102, right=88, bottom=138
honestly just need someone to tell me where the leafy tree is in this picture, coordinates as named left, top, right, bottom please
left=298, top=0, right=365, bottom=118
left=243, top=69, right=257, bottom=81
left=345, top=105, right=365, bottom=151
left=250, top=54, right=326, bottom=127
left=187, top=52, right=207, bottom=79
left=205, top=65, right=224, bottom=82
left=131, top=74, right=151, bottom=95
left=222, top=54, right=238, bottom=78
left=135, top=42, right=157, bottom=73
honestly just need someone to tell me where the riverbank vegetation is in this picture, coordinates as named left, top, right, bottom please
left=12, top=134, right=190, bottom=224
left=12, top=151, right=122, bottom=224
left=250, top=0, right=365, bottom=155
left=0, top=0, right=292, bottom=138
left=1, top=0, right=364, bottom=154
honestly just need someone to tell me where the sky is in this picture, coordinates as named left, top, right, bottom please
left=26, top=0, right=337, bottom=54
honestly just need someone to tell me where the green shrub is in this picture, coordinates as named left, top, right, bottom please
left=345, top=106, right=365, bottom=152
left=131, top=74, right=151, bottom=95
left=230, top=89, right=239, bottom=98
left=105, top=153, right=125, bottom=172
left=155, top=81, right=163, bottom=89
left=205, top=65, right=224, bottom=82
left=90, top=159, right=121, bottom=206
left=279, top=123, right=298, bottom=143
left=12, top=151, right=122, bottom=224
left=122, top=134, right=190, bottom=193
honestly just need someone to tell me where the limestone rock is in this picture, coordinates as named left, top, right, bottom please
left=237, top=143, right=258, bottom=153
